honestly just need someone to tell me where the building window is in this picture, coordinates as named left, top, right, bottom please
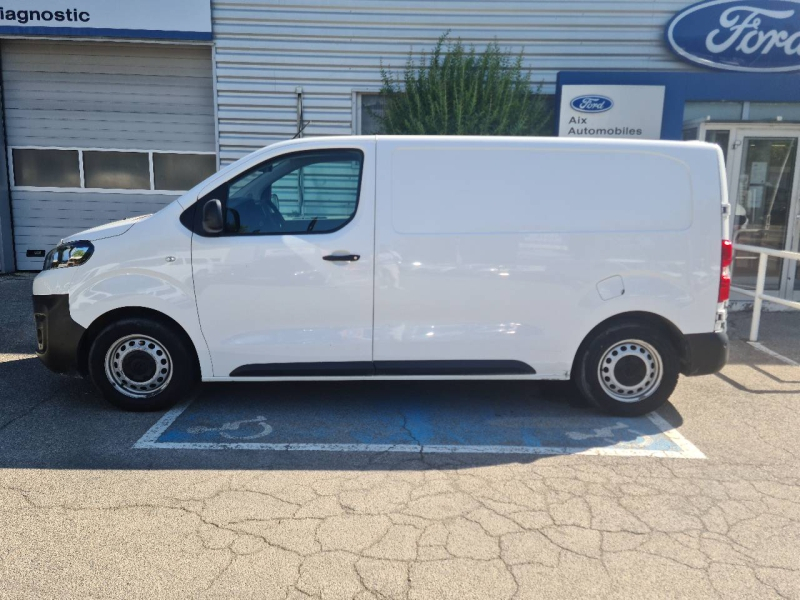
left=357, top=91, right=556, bottom=135
left=153, top=153, right=217, bottom=191
left=12, top=149, right=81, bottom=188
left=747, top=103, right=800, bottom=122
left=683, top=102, right=744, bottom=123
left=682, top=127, right=698, bottom=141
left=357, top=93, right=387, bottom=135
left=704, top=130, right=731, bottom=164
left=10, top=148, right=217, bottom=192
left=83, top=151, right=151, bottom=190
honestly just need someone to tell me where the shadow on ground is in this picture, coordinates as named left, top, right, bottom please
left=0, top=272, right=702, bottom=471
left=0, top=359, right=687, bottom=471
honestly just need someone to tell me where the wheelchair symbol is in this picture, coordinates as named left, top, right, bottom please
left=187, top=416, right=273, bottom=440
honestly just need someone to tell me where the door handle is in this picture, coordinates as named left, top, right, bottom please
left=323, top=254, right=360, bottom=262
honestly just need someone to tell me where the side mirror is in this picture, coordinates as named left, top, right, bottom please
left=202, top=199, right=224, bottom=234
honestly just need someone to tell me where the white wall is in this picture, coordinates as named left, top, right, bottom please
left=211, top=0, right=700, bottom=164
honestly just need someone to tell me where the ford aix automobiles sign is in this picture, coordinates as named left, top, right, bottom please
left=666, top=0, right=800, bottom=72
left=570, top=95, right=614, bottom=113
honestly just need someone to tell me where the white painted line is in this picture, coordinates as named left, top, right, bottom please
left=133, top=399, right=194, bottom=448
left=133, top=400, right=705, bottom=459
left=647, top=412, right=706, bottom=459
left=133, top=440, right=700, bottom=458
left=748, top=342, right=800, bottom=366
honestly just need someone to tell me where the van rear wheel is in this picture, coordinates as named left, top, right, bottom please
left=88, top=318, right=198, bottom=411
left=574, top=323, right=679, bottom=416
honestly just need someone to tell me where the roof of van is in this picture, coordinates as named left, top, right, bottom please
left=258, top=134, right=716, bottom=152
left=182, top=134, right=721, bottom=210
left=208, top=135, right=719, bottom=192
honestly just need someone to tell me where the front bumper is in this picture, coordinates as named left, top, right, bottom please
left=33, top=294, right=85, bottom=374
left=681, top=331, right=729, bottom=376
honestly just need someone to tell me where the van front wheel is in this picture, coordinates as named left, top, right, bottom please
left=574, top=323, right=679, bottom=416
left=88, top=318, right=198, bottom=411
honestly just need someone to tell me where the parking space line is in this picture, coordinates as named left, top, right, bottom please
left=647, top=412, right=706, bottom=459
left=748, top=342, right=800, bottom=366
left=134, top=399, right=195, bottom=447
left=133, top=399, right=706, bottom=459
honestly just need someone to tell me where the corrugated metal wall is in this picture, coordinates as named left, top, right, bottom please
left=3, top=40, right=215, bottom=151
left=2, top=40, right=215, bottom=269
left=211, top=0, right=699, bottom=164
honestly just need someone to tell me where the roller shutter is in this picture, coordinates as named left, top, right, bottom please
left=1, top=40, right=215, bottom=270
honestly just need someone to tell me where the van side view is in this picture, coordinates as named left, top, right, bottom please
left=32, top=136, right=730, bottom=416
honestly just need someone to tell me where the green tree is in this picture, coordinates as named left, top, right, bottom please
left=377, top=33, right=552, bottom=136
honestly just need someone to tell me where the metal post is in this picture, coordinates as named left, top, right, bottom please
left=295, top=87, right=304, bottom=138
left=750, top=253, right=768, bottom=342
left=0, top=41, right=16, bottom=273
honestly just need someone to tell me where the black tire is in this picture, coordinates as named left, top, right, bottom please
left=88, top=317, right=198, bottom=411
left=573, top=322, right=680, bottom=417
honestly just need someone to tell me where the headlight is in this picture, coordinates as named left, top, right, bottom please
left=43, top=241, right=94, bottom=270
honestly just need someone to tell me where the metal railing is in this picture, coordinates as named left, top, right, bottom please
left=731, top=243, right=800, bottom=342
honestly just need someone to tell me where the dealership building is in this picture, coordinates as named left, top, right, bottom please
left=0, top=0, right=798, bottom=303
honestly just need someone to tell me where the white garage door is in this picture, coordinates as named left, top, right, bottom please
left=1, top=40, right=216, bottom=270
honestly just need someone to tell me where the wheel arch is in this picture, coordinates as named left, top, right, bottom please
left=77, top=306, right=202, bottom=378
left=572, top=311, right=688, bottom=377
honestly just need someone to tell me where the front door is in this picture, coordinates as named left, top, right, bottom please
left=701, top=125, right=800, bottom=301
left=191, top=141, right=376, bottom=377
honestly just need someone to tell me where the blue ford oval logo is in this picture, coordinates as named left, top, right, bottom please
left=666, top=0, right=800, bottom=72
left=570, top=95, right=614, bottom=113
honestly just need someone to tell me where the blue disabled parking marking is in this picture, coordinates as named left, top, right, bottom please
left=134, top=384, right=705, bottom=459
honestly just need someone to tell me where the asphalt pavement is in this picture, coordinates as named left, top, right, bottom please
left=1, top=272, right=799, bottom=599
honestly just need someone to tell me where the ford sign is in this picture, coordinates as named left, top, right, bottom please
left=666, top=0, right=800, bottom=72
left=570, top=95, right=614, bottom=113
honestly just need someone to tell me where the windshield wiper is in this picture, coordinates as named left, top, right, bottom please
left=306, top=217, right=318, bottom=232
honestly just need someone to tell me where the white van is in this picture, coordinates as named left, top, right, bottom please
left=32, top=136, right=730, bottom=416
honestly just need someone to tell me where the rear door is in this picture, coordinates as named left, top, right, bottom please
left=191, top=140, right=375, bottom=377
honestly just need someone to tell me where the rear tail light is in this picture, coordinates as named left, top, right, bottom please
left=721, top=240, right=733, bottom=269
left=719, top=240, right=733, bottom=302
left=718, top=274, right=731, bottom=302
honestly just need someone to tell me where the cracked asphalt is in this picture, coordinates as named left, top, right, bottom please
left=1, top=272, right=799, bottom=599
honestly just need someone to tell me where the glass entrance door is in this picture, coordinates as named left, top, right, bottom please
left=702, top=125, right=800, bottom=301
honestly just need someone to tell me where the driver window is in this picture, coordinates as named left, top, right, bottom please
left=220, top=149, right=363, bottom=235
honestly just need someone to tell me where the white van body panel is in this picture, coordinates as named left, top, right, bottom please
left=33, top=200, right=214, bottom=377
left=32, top=135, right=726, bottom=385
left=191, top=138, right=377, bottom=376
left=31, top=138, right=367, bottom=380
left=373, top=137, right=722, bottom=378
